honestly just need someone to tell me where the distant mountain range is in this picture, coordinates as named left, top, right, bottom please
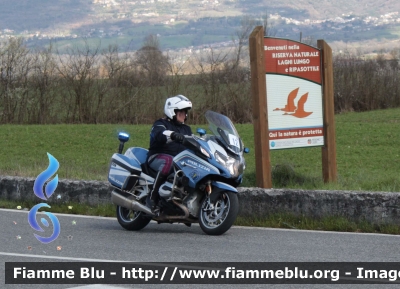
left=1, top=0, right=400, bottom=51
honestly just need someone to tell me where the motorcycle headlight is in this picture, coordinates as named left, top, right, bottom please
left=214, top=151, right=237, bottom=176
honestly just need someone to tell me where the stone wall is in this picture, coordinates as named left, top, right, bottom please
left=0, top=176, right=110, bottom=206
left=1, top=176, right=400, bottom=225
left=237, top=188, right=400, bottom=224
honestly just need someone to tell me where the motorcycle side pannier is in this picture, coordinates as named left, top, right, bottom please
left=108, top=153, right=142, bottom=190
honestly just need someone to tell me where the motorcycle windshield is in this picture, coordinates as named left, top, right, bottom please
left=205, top=110, right=243, bottom=154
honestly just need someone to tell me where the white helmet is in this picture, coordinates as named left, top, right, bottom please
left=164, top=95, right=192, bottom=119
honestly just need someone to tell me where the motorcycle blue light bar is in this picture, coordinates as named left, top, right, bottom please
left=118, top=132, right=130, bottom=143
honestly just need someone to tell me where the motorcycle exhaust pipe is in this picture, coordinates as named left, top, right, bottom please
left=111, top=190, right=155, bottom=216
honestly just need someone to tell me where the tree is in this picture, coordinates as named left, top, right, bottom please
left=389, top=48, right=399, bottom=71
left=56, top=40, right=101, bottom=123
left=135, top=34, right=170, bottom=86
left=0, top=38, right=31, bottom=123
left=30, top=43, right=58, bottom=124
left=260, top=10, right=277, bottom=37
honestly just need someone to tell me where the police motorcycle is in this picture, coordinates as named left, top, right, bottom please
left=108, top=110, right=249, bottom=235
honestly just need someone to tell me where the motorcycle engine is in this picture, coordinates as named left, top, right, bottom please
left=183, top=190, right=203, bottom=217
left=159, top=182, right=173, bottom=199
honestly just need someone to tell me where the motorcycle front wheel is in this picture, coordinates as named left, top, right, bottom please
left=116, top=205, right=151, bottom=231
left=199, top=191, right=239, bottom=235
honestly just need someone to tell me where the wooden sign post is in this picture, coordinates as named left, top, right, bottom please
left=249, top=26, right=272, bottom=188
left=249, top=26, right=337, bottom=188
left=318, top=40, right=337, bottom=183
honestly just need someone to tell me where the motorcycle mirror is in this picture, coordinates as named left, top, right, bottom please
left=118, top=132, right=130, bottom=143
left=197, top=128, right=206, bottom=136
left=244, top=147, right=250, bottom=153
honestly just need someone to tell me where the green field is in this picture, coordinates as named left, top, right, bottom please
left=1, top=108, right=400, bottom=192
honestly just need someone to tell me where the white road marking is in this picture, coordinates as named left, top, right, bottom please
left=69, top=284, right=128, bottom=289
left=0, top=208, right=116, bottom=220
left=0, top=252, right=221, bottom=271
left=0, top=252, right=129, bottom=262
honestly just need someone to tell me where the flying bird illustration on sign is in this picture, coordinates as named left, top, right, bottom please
left=274, top=87, right=313, bottom=118
left=273, top=87, right=298, bottom=112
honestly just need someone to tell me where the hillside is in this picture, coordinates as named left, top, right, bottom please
left=2, top=0, right=400, bottom=30
left=1, top=0, right=400, bottom=51
left=0, top=0, right=90, bottom=30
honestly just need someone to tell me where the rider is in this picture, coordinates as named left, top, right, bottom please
left=146, top=95, right=193, bottom=212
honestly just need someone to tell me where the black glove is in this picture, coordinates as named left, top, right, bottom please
left=171, top=132, right=185, bottom=143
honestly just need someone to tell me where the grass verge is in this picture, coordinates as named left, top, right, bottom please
left=2, top=200, right=399, bottom=235
left=0, top=200, right=116, bottom=218
left=235, top=215, right=400, bottom=235
left=1, top=108, right=400, bottom=191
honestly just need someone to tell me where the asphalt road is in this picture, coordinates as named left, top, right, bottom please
left=1, top=208, right=400, bottom=289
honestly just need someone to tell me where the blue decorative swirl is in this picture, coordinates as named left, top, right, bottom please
left=33, top=153, right=59, bottom=200
left=28, top=203, right=61, bottom=244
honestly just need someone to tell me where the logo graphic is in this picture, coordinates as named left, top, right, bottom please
left=274, top=87, right=313, bottom=118
left=33, top=153, right=59, bottom=200
left=29, top=153, right=61, bottom=244
left=189, top=170, right=200, bottom=181
left=28, top=203, right=61, bottom=244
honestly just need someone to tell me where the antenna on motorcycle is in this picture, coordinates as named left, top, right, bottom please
left=117, top=132, right=130, bottom=154
left=197, top=128, right=206, bottom=137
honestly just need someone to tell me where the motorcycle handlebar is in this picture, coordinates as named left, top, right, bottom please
left=181, top=136, right=199, bottom=150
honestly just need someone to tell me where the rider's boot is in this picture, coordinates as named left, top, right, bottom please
left=147, top=171, right=168, bottom=214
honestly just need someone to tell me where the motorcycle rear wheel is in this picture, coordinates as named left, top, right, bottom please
left=199, top=191, right=239, bottom=235
left=116, top=205, right=151, bottom=231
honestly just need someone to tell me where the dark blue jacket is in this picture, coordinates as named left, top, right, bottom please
left=148, top=118, right=193, bottom=159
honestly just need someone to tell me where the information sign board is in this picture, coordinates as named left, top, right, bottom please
left=264, top=38, right=324, bottom=149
